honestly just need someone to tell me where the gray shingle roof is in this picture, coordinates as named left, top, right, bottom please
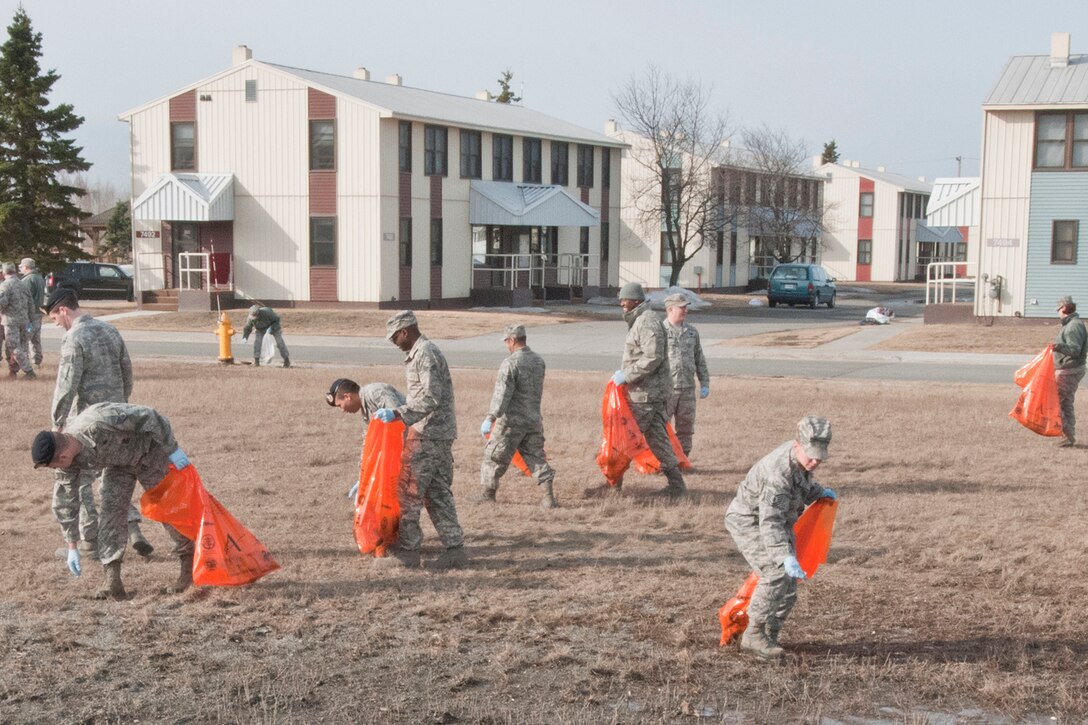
left=984, top=54, right=1088, bottom=107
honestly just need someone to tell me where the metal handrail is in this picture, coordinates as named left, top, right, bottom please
left=472, top=253, right=545, bottom=289
left=925, top=261, right=976, bottom=305
left=178, top=252, right=209, bottom=291
left=556, top=252, right=599, bottom=287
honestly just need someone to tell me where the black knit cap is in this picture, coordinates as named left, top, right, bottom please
left=32, top=431, right=57, bottom=468
left=42, top=286, right=78, bottom=314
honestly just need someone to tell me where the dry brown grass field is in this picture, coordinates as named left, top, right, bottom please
left=1, top=361, right=1085, bottom=723
left=874, top=323, right=1060, bottom=355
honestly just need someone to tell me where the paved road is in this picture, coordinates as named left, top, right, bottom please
left=35, top=288, right=1026, bottom=386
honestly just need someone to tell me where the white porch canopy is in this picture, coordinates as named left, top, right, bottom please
left=132, top=173, right=234, bottom=221
left=916, top=223, right=963, bottom=244
left=469, top=181, right=599, bottom=227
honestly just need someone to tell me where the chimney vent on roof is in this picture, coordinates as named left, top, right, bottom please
left=1051, top=32, right=1071, bottom=68
left=877, top=165, right=886, bottom=172
left=605, top=119, right=620, bottom=135
left=353, top=67, right=371, bottom=81
left=852, top=161, right=861, bottom=168
left=233, top=45, right=252, bottom=66
left=385, top=73, right=403, bottom=86
left=918, top=176, right=926, bottom=183
left=475, top=90, right=491, bottom=101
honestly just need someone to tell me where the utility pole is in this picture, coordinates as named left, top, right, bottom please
left=955, top=155, right=962, bottom=176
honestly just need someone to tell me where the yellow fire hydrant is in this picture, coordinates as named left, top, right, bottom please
left=215, top=312, right=235, bottom=364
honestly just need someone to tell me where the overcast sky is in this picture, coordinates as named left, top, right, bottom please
left=4, top=0, right=1086, bottom=202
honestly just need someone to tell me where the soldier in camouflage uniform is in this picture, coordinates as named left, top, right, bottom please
left=475, top=324, right=558, bottom=509
left=326, top=377, right=407, bottom=501
left=242, top=305, right=291, bottom=368
left=0, top=262, right=35, bottom=378
left=374, top=311, right=466, bottom=569
left=1053, top=295, right=1087, bottom=448
left=19, top=258, right=45, bottom=367
left=44, top=287, right=153, bottom=562
left=587, top=282, right=685, bottom=497
left=662, top=293, right=710, bottom=457
left=32, top=402, right=196, bottom=600
left=724, top=416, right=837, bottom=659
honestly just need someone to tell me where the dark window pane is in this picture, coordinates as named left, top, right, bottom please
left=425, top=125, right=448, bottom=176
left=310, top=120, right=335, bottom=170
left=577, top=145, right=594, bottom=188
left=523, top=138, right=542, bottom=183
left=551, top=142, right=568, bottom=185
left=399, top=121, right=412, bottom=172
left=460, top=130, right=481, bottom=179
left=310, top=217, right=336, bottom=266
left=493, top=134, right=513, bottom=181
left=430, top=218, right=443, bottom=265
left=171, top=122, right=195, bottom=171
left=399, top=217, right=413, bottom=266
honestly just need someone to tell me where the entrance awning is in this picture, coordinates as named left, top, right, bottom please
left=132, top=173, right=234, bottom=221
left=916, top=223, right=963, bottom=244
left=470, top=181, right=599, bottom=227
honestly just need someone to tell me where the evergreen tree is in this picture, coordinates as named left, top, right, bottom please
left=494, top=69, right=521, bottom=104
left=101, top=200, right=131, bottom=261
left=820, top=139, right=840, bottom=164
left=0, top=8, right=90, bottom=269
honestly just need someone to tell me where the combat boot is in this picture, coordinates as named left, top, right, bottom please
left=471, top=488, right=497, bottom=504
left=1059, top=434, right=1076, bottom=448
left=163, top=553, right=194, bottom=594
left=540, top=480, right=559, bottom=510
left=253, top=357, right=261, bottom=367
left=740, top=623, right=784, bottom=660
left=95, top=561, right=128, bottom=600
left=129, top=523, right=154, bottom=557
left=583, top=482, right=620, bottom=498
left=433, top=545, right=468, bottom=570
left=23, top=369, right=35, bottom=379
left=282, top=357, right=291, bottom=368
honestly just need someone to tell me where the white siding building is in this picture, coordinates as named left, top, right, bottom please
left=119, top=47, right=624, bottom=309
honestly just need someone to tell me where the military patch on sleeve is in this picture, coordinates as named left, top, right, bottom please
left=771, top=493, right=791, bottom=511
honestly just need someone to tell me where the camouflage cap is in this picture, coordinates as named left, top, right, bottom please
left=618, top=281, right=646, bottom=301
left=796, top=415, right=832, bottom=460
left=32, top=431, right=57, bottom=468
left=1056, top=295, right=1074, bottom=310
left=503, top=324, right=526, bottom=340
left=385, top=310, right=418, bottom=339
left=247, top=304, right=262, bottom=319
left=42, top=286, right=79, bottom=314
left=664, top=293, right=689, bottom=309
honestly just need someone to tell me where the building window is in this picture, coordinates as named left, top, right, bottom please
left=601, top=222, right=610, bottom=263
left=577, top=145, right=594, bottom=188
left=1052, top=220, right=1078, bottom=264
left=399, top=121, right=412, bottom=172
left=460, top=130, right=481, bottom=179
left=310, top=217, right=336, bottom=266
left=602, top=149, right=611, bottom=189
left=430, top=218, right=443, bottom=265
left=858, top=239, right=872, bottom=265
left=399, top=217, right=412, bottom=266
left=170, top=122, right=195, bottom=171
left=310, top=120, right=335, bottom=171
left=493, top=134, right=513, bottom=181
left=859, top=191, right=874, bottom=218
left=1035, top=112, right=1088, bottom=169
left=424, top=125, right=448, bottom=176
left=580, top=227, right=590, bottom=256
left=245, top=80, right=257, bottom=102
left=523, top=138, right=542, bottom=183
left=551, top=142, right=569, bottom=185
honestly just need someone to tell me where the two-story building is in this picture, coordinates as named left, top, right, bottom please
left=119, top=46, right=624, bottom=309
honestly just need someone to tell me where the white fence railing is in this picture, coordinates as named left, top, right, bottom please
left=472, top=253, right=546, bottom=289
left=925, top=261, right=976, bottom=305
left=556, top=253, right=599, bottom=287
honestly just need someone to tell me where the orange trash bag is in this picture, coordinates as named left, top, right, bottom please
left=718, top=497, right=839, bottom=645
left=596, top=381, right=657, bottom=485
left=1009, top=345, right=1064, bottom=437
left=141, top=464, right=280, bottom=587
left=632, top=421, right=692, bottom=473
left=484, top=431, right=532, bottom=477
left=354, top=418, right=405, bottom=557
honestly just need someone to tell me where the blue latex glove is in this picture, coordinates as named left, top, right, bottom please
left=67, top=547, right=81, bottom=577
left=783, top=554, right=806, bottom=580
left=168, top=448, right=190, bottom=470
left=480, top=417, right=493, bottom=437
left=374, top=409, right=396, bottom=423
left=700, top=386, right=710, bottom=399
left=820, top=487, right=837, bottom=500
left=348, top=481, right=359, bottom=500
left=611, top=370, right=626, bottom=386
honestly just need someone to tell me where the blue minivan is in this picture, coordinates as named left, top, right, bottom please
left=767, top=264, right=836, bottom=308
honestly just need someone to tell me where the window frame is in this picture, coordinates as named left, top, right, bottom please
left=309, top=217, right=337, bottom=267
left=424, top=125, right=448, bottom=176
left=399, top=121, right=412, bottom=173
left=551, top=142, right=569, bottom=186
left=859, top=191, right=874, bottom=218
left=399, top=217, right=413, bottom=267
left=493, top=134, right=513, bottom=181
left=244, top=79, right=257, bottom=103
left=1051, top=219, right=1079, bottom=264
left=309, top=119, right=335, bottom=171
left=580, top=227, right=590, bottom=256
left=460, top=130, right=482, bottom=179
left=1033, top=112, right=1088, bottom=170
left=523, top=137, right=542, bottom=183
left=430, top=217, right=443, bottom=266
left=858, top=239, right=873, bottom=265
left=170, top=121, right=196, bottom=171
left=577, top=144, right=594, bottom=188
left=600, top=221, right=610, bottom=263
left=601, top=148, right=611, bottom=189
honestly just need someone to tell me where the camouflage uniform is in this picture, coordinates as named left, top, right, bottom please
left=51, top=315, right=141, bottom=548
left=0, top=275, right=34, bottom=375
left=21, top=270, right=45, bottom=366
left=394, top=334, right=464, bottom=552
left=242, top=307, right=290, bottom=363
left=724, top=441, right=825, bottom=637
left=664, top=318, right=709, bottom=456
left=618, top=301, right=684, bottom=491
left=358, top=383, right=406, bottom=443
left=63, top=403, right=193, bottom=566
left=480, top=345, right=555, bottom=495
left=1053, top=311, right=1087, bottom=441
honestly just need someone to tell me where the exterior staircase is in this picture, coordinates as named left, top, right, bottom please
left=141, top=289, right=179, bottom=312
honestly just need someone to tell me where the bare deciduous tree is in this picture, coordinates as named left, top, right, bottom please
left=613, top=66, right=732, bottom=286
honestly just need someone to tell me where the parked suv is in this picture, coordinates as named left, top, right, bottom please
left=767, top=264, right=836, bottom=309
left=47, top=261, right=134, bottom=301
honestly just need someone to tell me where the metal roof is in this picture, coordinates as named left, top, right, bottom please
left=984, top=54, right=1088, bottom=107
left=916, top=223, right=964, bottom=244
left=818, top=162, right=932, bottom=193
left=469, top=181, right=600, bottom=227
left=132, top=173, right=234, bottom=221
left=926, top=177, right=980, bottom=226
